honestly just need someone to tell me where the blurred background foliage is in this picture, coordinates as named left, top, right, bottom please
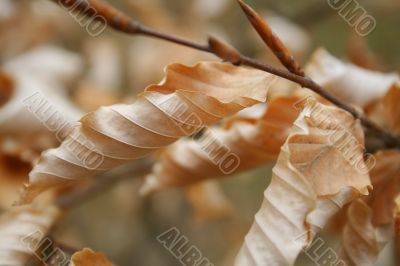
left=1, top=0, right=399, bottom=265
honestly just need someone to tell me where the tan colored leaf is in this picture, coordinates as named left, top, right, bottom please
left=234, top=100, right=371, bottom=266
left=340, top=199, right=380, bottom=266
left=70, top=248, right=114, bottom=266
left=0, top=204, right=60, bottom=266
left=366, top=82, right=400, bottom=135
left=305, top=48, right=399, bottom=107
left=381, top=82, right=400, bottom=135
left=142, top=97, right=300, bottom=193
left=368, top=150, right=400, bottom=226
left=185, top=181, right=234, bottom=224
left=332, top=150, right=400, bottom=265
left=22, top=62, right=276, bottom=203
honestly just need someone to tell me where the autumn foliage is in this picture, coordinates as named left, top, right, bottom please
left=0, top=0, right=400, bottom=265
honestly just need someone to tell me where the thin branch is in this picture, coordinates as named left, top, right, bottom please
left=50, top=0, right=400, bottom=149
left=236, top=0, right=400, bottom=148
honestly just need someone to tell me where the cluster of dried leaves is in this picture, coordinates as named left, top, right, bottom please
left=1, top=0, right=400, bottom=265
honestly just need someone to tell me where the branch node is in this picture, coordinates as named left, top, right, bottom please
left=208, top=36, right=241, bottom=65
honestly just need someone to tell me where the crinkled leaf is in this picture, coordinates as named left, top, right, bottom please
left=306, top=48, right=398, bottom=107
left=340, top=199, right=381, bottom=266
left=22, top=61, right=276, bottom=203
left=142, top=96, right=299, bottom=193
left=235, top=100, right=371, bottom=266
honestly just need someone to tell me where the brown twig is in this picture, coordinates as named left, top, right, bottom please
left=50, top=0, right=400, bottom=149
left=236, top=0, right=400, bottom=148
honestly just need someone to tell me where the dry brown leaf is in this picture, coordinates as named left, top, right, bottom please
left=381, top=83, right=400, bottom=135
left=267, top=77, right=301, bottom=100
left=234, top=100, right=371, bottom=266
left=185, top=181, right=234, bottom=224
left=22, top=61, right=276, bottom=203
left=70, top=248, right=114, bottom=266
left=367, top=150, right=400, bottom=226
left=0, top=204, right=60, bottom=266
left=366, top=82, right=400, bottom=135
left=331, top=150, right=400, bottom=265
left=306, top=48, right=399, bottom=107
left=340, top=199, right=380, bottom=266
left=142, top=96, right=300, bottom=193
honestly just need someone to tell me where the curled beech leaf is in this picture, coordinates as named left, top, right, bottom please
left=22, top=62, right=276, bottom=203
left=235, top=100, right=371, bottom=266
left=368, top=150, right=400, bottom=226
left=306, top=48, right=399, bottom=107
left=142, top=96, right=300, bottom=193
left=333, top=150, right=400, bottom=265
left=339, top=200, right=381, bottom=266
left=366, top=82, right=400, bottom=133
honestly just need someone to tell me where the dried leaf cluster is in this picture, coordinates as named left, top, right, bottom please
left=0, top=0, right=400, bottom=265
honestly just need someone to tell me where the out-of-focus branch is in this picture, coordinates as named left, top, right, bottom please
left=49, top=0, right=400, bottom=149
left=55, top=159, right=153, bottom=209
